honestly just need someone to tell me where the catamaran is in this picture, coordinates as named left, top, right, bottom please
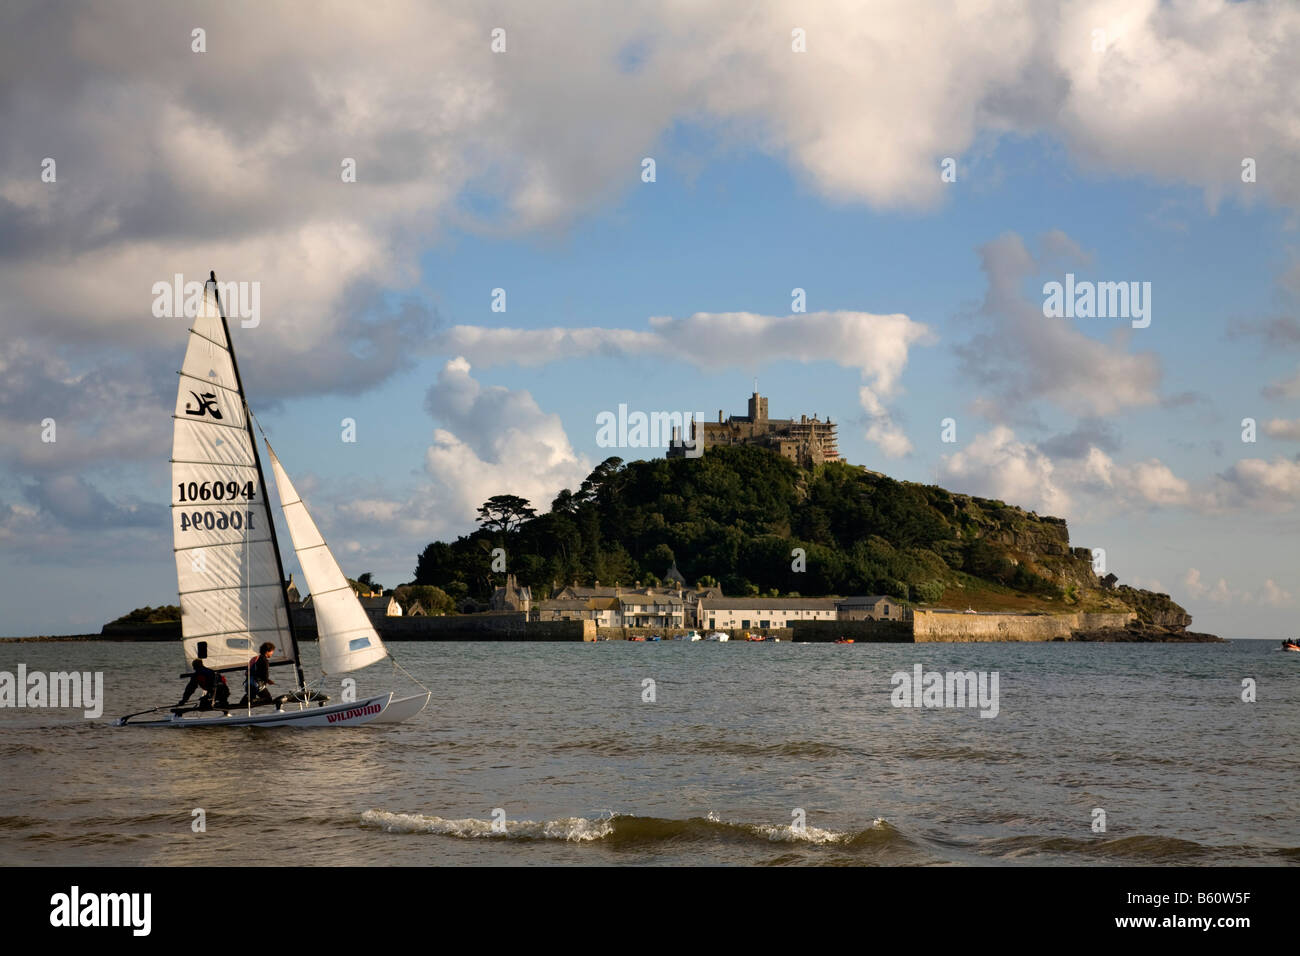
left=116, top=272, right=430, bottom=727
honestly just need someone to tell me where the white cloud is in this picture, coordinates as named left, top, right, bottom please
left=1212, top=457, right=1300, bottom=509
left=1263, top=418, right=1300, bottom=440
left=937, top=426, right=1071, bottom=515
left=1261, top=579, right=1294, bottom=608
left=436, top=310, right=935, bottom=458
left=423, top=357, right=591, bottom=524
left=1183, top=568, right=1292, bottom=607
left=939, top=426, right=1193, bottom=518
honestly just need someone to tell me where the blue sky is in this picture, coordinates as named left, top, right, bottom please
left=1, top=1, right=1297, bottom=638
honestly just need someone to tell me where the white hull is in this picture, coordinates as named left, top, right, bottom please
left=116, top=691, right=429, bottom=728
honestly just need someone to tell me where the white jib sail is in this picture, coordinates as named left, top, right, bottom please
left=173, top=278, right=294, bottom=670
left=265, top=445, right=388, bottom=675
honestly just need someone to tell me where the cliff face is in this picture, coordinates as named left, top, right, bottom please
left=905, top=483, right=1201, bottom=632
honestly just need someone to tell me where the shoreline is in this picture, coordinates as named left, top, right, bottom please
left=1, top=630, right=1235, bottom=644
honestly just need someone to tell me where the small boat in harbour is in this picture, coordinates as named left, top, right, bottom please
left=705, top=632, right=729, bottom=642
left=1283, top=639, right=1300, bottom=652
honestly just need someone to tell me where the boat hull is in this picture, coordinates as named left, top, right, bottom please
left=115, top=691, right=426, bottom=728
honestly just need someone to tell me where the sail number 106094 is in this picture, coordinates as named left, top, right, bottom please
left=180, top=510, right=256, bottom=532
left=177, top=480, right=256, bottom=502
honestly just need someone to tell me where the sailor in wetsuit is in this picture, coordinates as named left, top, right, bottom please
left=241, top=642, right=277, bottom=706
left=179, top=658, right=230, bottom=711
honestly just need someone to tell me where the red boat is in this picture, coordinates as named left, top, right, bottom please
left=1283, top=640, right=1299, bottom=652
left=835, top=638, right=854, bottom=644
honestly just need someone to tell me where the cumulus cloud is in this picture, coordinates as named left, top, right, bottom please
left=938, top=426, right=1193, bottom=518
left=1210, top=456, right=1300, bottom=509
left=955, top=232, right=1164, bottom=422
left=937, top=426, right=1071, bottom=515
left=1263, top=418, right=1300, bottom=441
left=1184, top=568, right=1293, bottom=607
left=1261, top=579, right=1294, bottom=607
left=436, top=310, right=935, bottom=458
left=423, top=357, right=591, bottom=524
left=2, top=0, right=1297, bottom=395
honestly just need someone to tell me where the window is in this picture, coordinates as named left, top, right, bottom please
left=741, top=619, right=750, bottom=629
left=760, top=620, right=770, bottom=628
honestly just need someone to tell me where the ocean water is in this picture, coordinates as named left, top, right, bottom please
left=0, top=639, right=1296, bottom=866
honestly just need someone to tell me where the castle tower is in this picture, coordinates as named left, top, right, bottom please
left=747, top=392, right=768, bottom=422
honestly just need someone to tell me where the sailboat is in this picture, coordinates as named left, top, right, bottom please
left=115, top=272, right=430, bottom=727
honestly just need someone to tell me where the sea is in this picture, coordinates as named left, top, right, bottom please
left=0, top=639, right=1295, bottom=867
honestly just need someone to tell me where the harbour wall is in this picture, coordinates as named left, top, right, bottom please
left=910, top=610, right=1135, bottom=642
left=790, top=611, right=1135, bottom=643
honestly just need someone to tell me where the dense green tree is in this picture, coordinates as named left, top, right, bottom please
left=407, top=445, right=1073, bottom=604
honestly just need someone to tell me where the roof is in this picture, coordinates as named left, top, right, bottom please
left=536, top=599, right=592, bottom=611
left=835, top=595, right=896, bottom=606
left=359, top=595, right=397, bottom=609
left=620, top=595, right=685, bottom=608
left=699, top=597, right=839, bottom=610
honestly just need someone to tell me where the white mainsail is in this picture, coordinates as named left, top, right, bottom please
left=172, top=278, right=295, bottom=670
left=265, top=445, right=389, bottom=675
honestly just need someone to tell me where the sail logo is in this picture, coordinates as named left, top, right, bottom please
left=184, top=390, right=223, bottom=419
left=151, top=273, right=261, bottom=328
left=326, top=702, right=382, bottom=722
left=890, top=665, right=999, bottom=718
left=49, top=886, right=151, bottom=936
left=0, top=666, right=103, bottom=718
left=595, top=406, right=705, bottom=458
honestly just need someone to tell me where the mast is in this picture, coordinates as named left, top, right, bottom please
left=209, top=270, right=306, bottom=692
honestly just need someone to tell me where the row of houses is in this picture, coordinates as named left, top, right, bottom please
left=285, top=567, right=908, bottom=632
left=501, top=567, right=905, bottom=630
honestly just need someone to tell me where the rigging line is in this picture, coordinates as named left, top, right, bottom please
left=389, top=653, right=431, bottom=695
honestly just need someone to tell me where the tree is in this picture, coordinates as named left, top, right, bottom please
left=393, top=584, right=456, bottom=616
left=476, top=495, right=537, bottom=534
left=355, top=571, right=383, bottom=593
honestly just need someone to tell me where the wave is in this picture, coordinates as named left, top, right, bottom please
left=360, top=809, right=898, bottom=849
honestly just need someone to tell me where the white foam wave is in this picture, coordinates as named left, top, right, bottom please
left=361, top=809, right=614, bottom=842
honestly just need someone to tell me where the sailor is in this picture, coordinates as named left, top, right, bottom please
left=179, top=658, right=230, bottom=711
left=241, top=642, right=277, bottom=705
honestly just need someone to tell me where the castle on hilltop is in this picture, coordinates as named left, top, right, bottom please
left=668, top=391, right=838, bottom=468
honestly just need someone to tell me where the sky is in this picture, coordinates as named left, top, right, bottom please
left=1, top=0, right=1297, bottom=638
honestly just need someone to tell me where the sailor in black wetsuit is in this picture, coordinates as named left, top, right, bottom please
left=179, top=658, right=230, bottom=711
left=241, top=642, right=277, bottom=706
